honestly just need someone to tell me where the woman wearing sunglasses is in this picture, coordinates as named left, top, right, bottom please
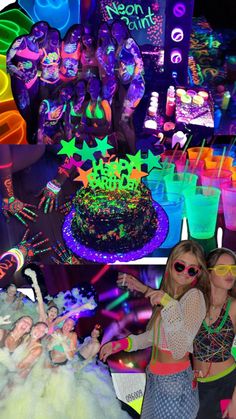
left=100, top=240, right=208, bottom=419
left=193, top=247, right=236, bottom=419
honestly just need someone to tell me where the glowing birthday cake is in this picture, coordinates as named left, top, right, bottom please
left=72, top=183, right=158, bottom=253
left=59, top=143, right=163, bottom=257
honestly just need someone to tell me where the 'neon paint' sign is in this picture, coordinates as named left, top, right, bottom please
left=106, top=2, right=155, bottom=31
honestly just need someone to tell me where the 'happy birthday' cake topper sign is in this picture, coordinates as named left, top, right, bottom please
left=58, top=137, right=162, bottom=191
left=86, top=158, right=148, bottom=191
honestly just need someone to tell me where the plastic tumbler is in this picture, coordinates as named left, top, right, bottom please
left=151, top=193, right=184, bottom=248
left=185, top=186, right=221, bottom=239
left=142, top=178, right=164, bottom=199
left=230, top=166, right=236, bottom=182
left=200, top=169, right=232, bottom=213
left=161, top=150, right=187, bottom=164
left=164, top=172, right=198, bottom=199
left=204, top=155, right=233, bottom=170
left=145, top=162, right=175, bottom=194
left=175, top=159, right=205, bottom=184
left=187, top=147, right=213, bottom=161
left=222, top=186, right=236, bottom=231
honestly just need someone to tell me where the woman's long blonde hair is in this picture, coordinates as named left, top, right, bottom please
left=147, top=240, right=209, bottom=329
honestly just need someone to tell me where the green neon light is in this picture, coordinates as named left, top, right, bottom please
left=105, top=3, right=155, bottom=31
left=0, top=9, right=33, bottom=55
left=106, top=291, right=130, bottom=310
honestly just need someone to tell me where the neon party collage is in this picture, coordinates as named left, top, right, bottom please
left=0, top=0, right=236, bottom=418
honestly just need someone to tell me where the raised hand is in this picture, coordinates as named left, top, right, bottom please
left=17, top=229, right=51, bottom=263
left=117, top=272, right=148, bottom=294
left=37, top=180, right=61, bottom=214
left=2, top=196, right=37, bottom=227
left=51, top=241, right=81, bottom=265
left=0, top=315, right=11, bottom=326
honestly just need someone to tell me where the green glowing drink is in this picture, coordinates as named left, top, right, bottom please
left=185, top=186, right=221, bottom=239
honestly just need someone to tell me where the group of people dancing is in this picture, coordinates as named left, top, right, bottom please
left=101, top=241, right=236, bottom=419
left=7, top=19, right=145, bottom=152
left=0, top=271, right=130, bottom=419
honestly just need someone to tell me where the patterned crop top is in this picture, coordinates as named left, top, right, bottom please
left=126, top=288, right=206, bottom=360
left=193, top=299, right=235, bottom=362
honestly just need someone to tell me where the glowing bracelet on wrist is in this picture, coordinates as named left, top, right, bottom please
left=46, top=181, right=61, bottom=195
left=0, top=247, right=25, bottom=271
left=160, top=293, right=173, bottom=307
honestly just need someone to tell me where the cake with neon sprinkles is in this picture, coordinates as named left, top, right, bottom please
left=71, top=184, right=158, bottom=253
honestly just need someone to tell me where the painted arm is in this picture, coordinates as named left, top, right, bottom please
left=6, top=37, right=25, bottom=78
left=100, top=329, right=153, bottom=362
left=127, top=38, right=144, bottom=78
left=0, top=232, right=50, bottom=284
left=37, top=101, right=48, bottom=144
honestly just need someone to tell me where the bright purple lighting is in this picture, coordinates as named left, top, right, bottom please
left=171, top=27, right=184, bottom=42
left=99, top=288, right=121, bottom=302
left=173, top=3, right=186, bottom=17
left=170, top=49, right=182, bottom=64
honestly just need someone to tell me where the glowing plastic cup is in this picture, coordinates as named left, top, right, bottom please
left=230, top=166, right=236, bottom=181
left=164, top=172, right=198, bottom=198
left=185, top=186, right=221, bottom=239
left=143, top=178, right=164, bottom=199
left=222, top=186, right=236, bottom=231
left=145, top=162, right=175, bottom=194
left=161, top=150, right=187, bottom=164
left=152, top=193, right=184, bottom=248
left=187, top=147, right=213, bottom=161
left=205, top=155, right=233, bottom=170
left=200, top=169, right=232, bottom=213
left=175, top=159, right=205, bottom=184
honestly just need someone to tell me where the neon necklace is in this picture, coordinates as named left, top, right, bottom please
left=203, top=299, right=230, bottom=334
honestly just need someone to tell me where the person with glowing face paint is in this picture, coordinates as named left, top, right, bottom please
left=192, top=248, right=236, bottom=419
left=59, top=24, right=84, bottom=82
left=100, top=240, right=208, bottom=419
left=6, top=22, right=49, bottom=143
left=96, top=23, right=117, bottom=105
left=111, top=20, right=145, bottom=153
left=39, top=28, right=61, bottom=100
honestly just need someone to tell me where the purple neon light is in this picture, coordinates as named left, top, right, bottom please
left=171, top=28, right=184, bottom=42
left=62, top=202, right=169, bottom=263
left=173, top=3, right=186, bottom=17
left=170, top=49, right=182, bottom=63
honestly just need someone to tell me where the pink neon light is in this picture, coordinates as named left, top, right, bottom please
left=0, top=162, right=13, bottom=169
left=90, top=265, right=110, bottom=284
